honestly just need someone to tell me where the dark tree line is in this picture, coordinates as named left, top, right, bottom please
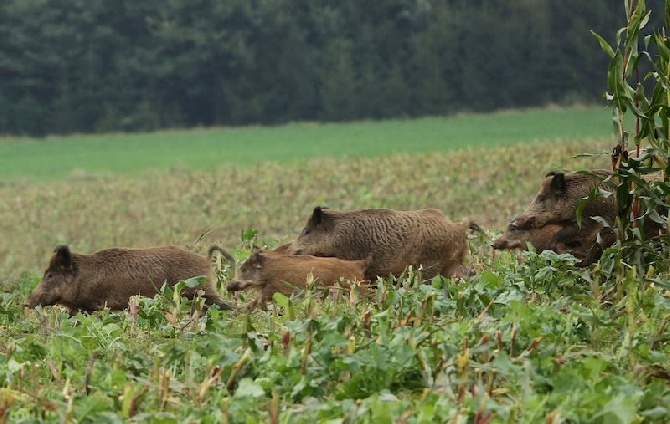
left=0, top=0, right=663, bottom=136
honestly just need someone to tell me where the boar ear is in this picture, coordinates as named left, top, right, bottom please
left=52, top=245, right=73, bottom=271
left=549, top=173, right=567, bottom=194
left=311, top=206, right=325, bottom=225
left=248, top=250, right=265, bottom=267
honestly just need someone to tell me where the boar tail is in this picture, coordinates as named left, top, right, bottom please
left=208, top=245, right=237, bottom=266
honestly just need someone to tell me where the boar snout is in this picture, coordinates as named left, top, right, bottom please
left=26, top=290, right=60, bottom=308
left=491, top=238, right=508, bottom=250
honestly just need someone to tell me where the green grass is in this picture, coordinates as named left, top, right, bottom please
left=0, top=106, right=612, bottom=181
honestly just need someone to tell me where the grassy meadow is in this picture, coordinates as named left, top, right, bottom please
left=0, top=106, right=611, bottom=181
left=2, top=107, right=670, bottom=422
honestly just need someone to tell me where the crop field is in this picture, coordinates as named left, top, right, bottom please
left=2, top=108, right=670, bottom=422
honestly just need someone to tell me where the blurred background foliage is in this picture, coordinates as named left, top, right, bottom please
left=0, top=0, right=664, bottom=136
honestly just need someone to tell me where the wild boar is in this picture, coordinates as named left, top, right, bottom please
left=226, top=249, right=367, bottom=310
left=287, top=206, right=477, bottom=279
left=492, top=222, right=574, bottom=252
left=492, top=221, right=615, bottom=267
left=27, top=245, right=232, bottom=314
left=492, top=221, right=609, bottom=266
left=510, top=170, right=615, bottom=231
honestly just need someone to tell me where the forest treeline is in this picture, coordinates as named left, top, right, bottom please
left=0, top=0, right=663, bottom=136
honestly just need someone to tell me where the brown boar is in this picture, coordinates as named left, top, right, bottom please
left=492, top=222, right=573, bottom=252
left=510, top=170, right=615, bottom=231
left=226, top=249, right=366, bottom=310
left=27, top=245, right=231, bottom=314
left=507, top=170, right=617, bottom=266
left=492, top=221, right=609, bottom=266
left=287, top=206, right=476, bottom=279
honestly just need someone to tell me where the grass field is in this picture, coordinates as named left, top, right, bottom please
left=0, top=106, right=612, bottom=181
left=2, top=107, right=670, bottom=422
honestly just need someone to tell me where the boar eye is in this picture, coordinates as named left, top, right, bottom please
left=537, top=195, right=547, bottom=204
left=303, top=228, right=311, bottom=235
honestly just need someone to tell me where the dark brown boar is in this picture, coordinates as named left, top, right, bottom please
left=226, top=249, right=366, bottom=310
left=493, top=222, right=572, bottom=252
left=287, top=206, right=476, bottom=279
left=27, top=245, right=231, bottom=313
left=492, top=221, right=607, bottom=266
left=511, top=170, right=615, bottom=231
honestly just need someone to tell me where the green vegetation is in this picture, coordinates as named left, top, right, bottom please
left=4, top=251, right=670, bottom=422
left=3, top=104, right=669, bottom=421
left=2, top=131, right=670, bottom=421
left=1, top=107, right=611, bottom=181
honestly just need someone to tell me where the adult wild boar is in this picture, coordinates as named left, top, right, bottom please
left=27, top=245, right=232, bottom=314
left=226, top=249, right=366, bottom=310
left=506, top=170, right=624, bottom=265
left=288, top=206, right=477, bottom=279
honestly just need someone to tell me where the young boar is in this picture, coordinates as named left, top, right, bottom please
left=287, top=206, right=476, bottom=280
left=511, top=170, right=615, bottom=231
left=493, top=220, right=615, bottom=267
left=226, top=249, right=366, bottom=310
left=492, top=222, right=574, bottom=252
left=27, top=245, right=231, bottom=314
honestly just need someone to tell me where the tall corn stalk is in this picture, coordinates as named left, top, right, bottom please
left=592, top=0, right=670, bottom=270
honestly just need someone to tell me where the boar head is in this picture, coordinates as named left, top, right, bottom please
left=27, top=245, right=77, bottom=308
left=227, top=250, right=265, bottom=291
left=288, top=206, right=336, bottom=256
left=511, top=170, right=613, bottom=231
left=511, top=172, right=569, bottom=230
